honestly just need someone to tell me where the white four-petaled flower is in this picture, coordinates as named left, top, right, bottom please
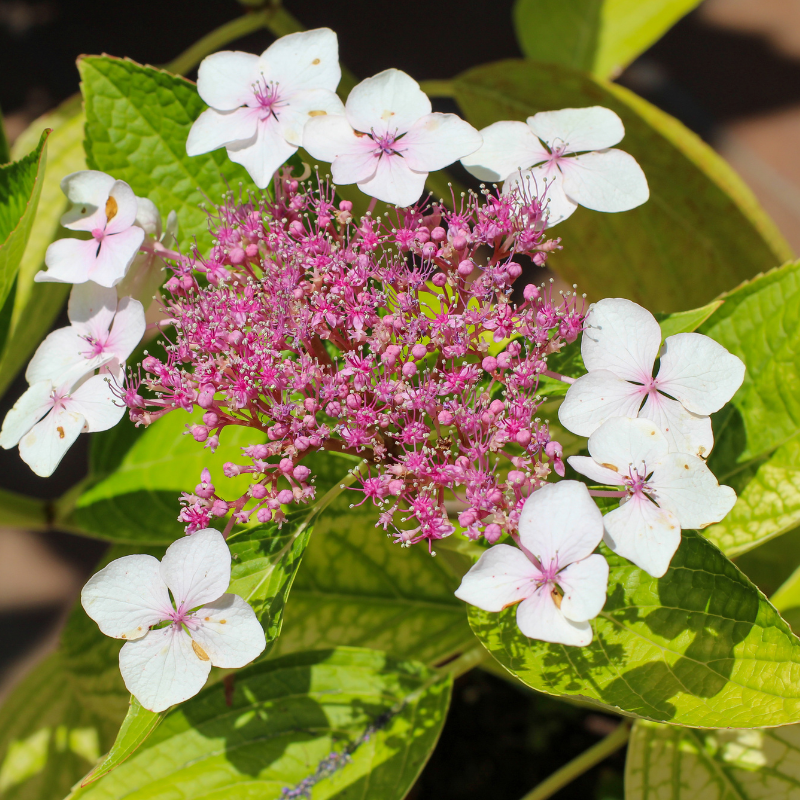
left=569, top=417, right=736, bottom=577
left=0, top=373, right=125, bottom=476
left=187, top=28, right=345, bottom=188
left=558, top=298, right=745, bottom=457
left=36, top=171, right=146, bottom=287
left=455, top=481, right=608, bottom=646
left=82, top=528, right=266, bottom=712
left=26, top=282, right=145, bottom=387
left=461, top=107, right=649, bottom=226
left=303, top=68, right=483, bottom=207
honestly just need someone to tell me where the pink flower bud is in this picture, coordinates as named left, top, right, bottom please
left=251, top=483, right=268, bottom=499
left=496, top=352, right=512, bottom=369
left=489, top=399, right=504, bottom=414
left=257, top=508, right=272, bottom=523
left=203, top=411, right=219, bottom=426
left=507, top=341, right=522, bottom=356
left=210, top=499, right=229, bottom=516
left=457, top=260, right=474, bottom=277
left=142, top=356, right=161, bottom=374
left=516, top=429, right=532, bottom=447
left=339, top=200, right=353, bottom=212
left=277, top=489, right=294, bottom=505
left=412, top=344, right=427, bottom=360
left=524, top=284, right=540, bottom=301
left=191, top=424, right=209, bottom=442
left=289, top=220, right=305, bottom=237
left=421, top=242, right=436, bottom=258
left=293, top=465, right=311, bottom=482
left=431, top=226, right=447, bottom=242
left=415, top=227, right=430, bottom=243
left=245, top=243, right=259, bottom=259
left=388, top=479, right=405, bottom=495
left=279, top=458, right=294, bottom=473
left=459, top=510, right=477, bottom=527
left=507, top=262, right=523, bottom=279
left=402, top=362, right=417, bottom=378
left=431, top=272, right=447, bottom=287
left=223, top=462, right=242, bottom=477
left=484, top=523, right=502, bottom=544
left=304, top=398, right=318, bottom=413
left=294, top=436, right=310, bottom=451
left=507, top=470, right=526, bottom=486
left=229, top=246, right=246, bottom=265
left=482, top=356, right=497, bottom=372
left=452, top=233, right=467, bottom=250
left=533, top=252, right=547, bottom=266
left=346, top=393, right=361, bottom=410
left=438, top=410, right=454, bottom=426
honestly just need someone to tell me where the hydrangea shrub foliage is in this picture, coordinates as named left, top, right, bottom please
left=1, top=4, right=800, bottom=800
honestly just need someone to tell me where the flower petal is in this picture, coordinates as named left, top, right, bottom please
left=526, top=107, right=625, bottom=152
left=70, top=373, right=127, bottom=432
left=226, top=118, right=298, bottom=189
left=461, top=120, right=548, bottom=183
left=345, top=69, right=431, bottom=137
left=276, top=88, right=345, bottom=147
left=90, top=227, right=145, bottom=288
left=399, top=113, right=482, bottom=172
left=603, top=494, right=681, bottom=578
left=558, top=554, right=609, bottom=622
left=567, top=455, right=623, bottom=486
left=59, top=170, right=116, bottom=231
left=36, top=238, right=99, bottom=285
left=186, top=106, right=259, bottom=157
left=104, top=180, right=139, bottom=235
left=19, top=404, right=84, bottom=477
left=303, top=115, right=378, bottom=184
left=559, top=149, right=649, bottom=212
left=650, top=453, right=736, bottom=529
left=68, top=281, right=117, bottom=336
left=587, top=416, right=670, bottom=475
left=25, top=327, right=102, bottom=386
left=504, top=167, right=578, bottom=227
left=196, top=50, right=261, bottom=111
left=558, top=369, right=645, bottom=438
left=134, top=196, right=162, bottom=237
left=190, top=594, right=266, bottom=668
left=639, top=391, right=714, bottom=458
left=357, top=154, right=427, bottom=207
left=454, top=544, right=539, bottom=612
left=261, top=28, right=341, bottom=95
left=160, top=528, right=231, bottom=612
left=656, top=333, right=746, bottom=415
left=119, top=626, right=211, bottom=712
left=106, top=297, right=146, bottom=363
left=518, top=481, right=604, bottom=568
left=581, top=298, right=661, bottom=382
left=81, top=554, right=170, bottom=640
left=0, top=380, right=53, bottom=449
left=516, top=585, right=593, bottom=646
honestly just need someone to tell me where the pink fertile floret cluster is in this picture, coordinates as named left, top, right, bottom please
left=123, top=169, right=586, bottom=550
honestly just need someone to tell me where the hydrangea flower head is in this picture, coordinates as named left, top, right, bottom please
left=455, top=481, right=608, bottom=646
left=36, top=171, right=146, bottom=287
left=81, top=528, right=265, bottom=712
left=570, top=416, right=736, bottom=577
left=303, top=68, right=482, bottom=206
left=461, top=107, right=649, bottom=226
left=187, top=28, right=345, bottom=188
left=558, top=297, right=745, bottom=456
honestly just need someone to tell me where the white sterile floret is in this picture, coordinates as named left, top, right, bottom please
left=460, top=106, right=649, bottom=226
left=558, top=297, right=745, bottom=457
left=26, top=282, right=145, bottom=387
left=35, top=171, right=146, bottom=287
left=0, top=373, right=125, bottom=476
left=187, top=28, right=345, bottom=188
left=455, top=481, right=608, bottom=647
left=303, top=68, right=482, bottom=207
left=81, top=529, right=266, bottom=712
left=569, top=417, right=736, bottom=577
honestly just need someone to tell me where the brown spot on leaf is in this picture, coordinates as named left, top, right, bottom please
left=192, top=640, right=210, bottom=661
left=105, top=195, right=118, bottom=222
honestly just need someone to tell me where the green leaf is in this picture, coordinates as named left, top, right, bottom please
left=68, top=648, right=452, bottom=800
left=656, top=298, right=723, bottom=339
left=699, top=260, right=800, bottom=463
left=79, top=701, right=162, bottom=788
left=452, top=60, right=791, bottom=313
left=0, top=487, right=48, bottom=530
left=79, top=55, right=254, bottom=252
left=626, top=718, right=800, bottom=800
left=469, top=530, right=800, bottom=727
left=270, top=496, right=475, bottom=667
left=513, top=0, right=703, bottom=79
left=70, top=409, right=267, bottom=544
left=0, top=129, right=49, bottom=312
left=0, top=95, right=84, bottom=398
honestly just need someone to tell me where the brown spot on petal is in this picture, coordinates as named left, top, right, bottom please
left=551, top=585, right=563, bottom=609
left=220, top=619, right=227, bottom=624
left=308, top=110, right=327, bottom=117
left=57, top=426, right=65, bottom=439
left=192, top=640, right=210, bottom=661
left=121, top=634, right=127, bottom=639
left=105, top=195, right=118, bottom=222
left=684, top=463, right=690, bottom=470
left=204, top=617, right=210, bottom=622
left=312, top=58, right=320, bottom=65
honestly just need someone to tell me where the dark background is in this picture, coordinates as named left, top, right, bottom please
left=1, top=2, right=799, bottom=797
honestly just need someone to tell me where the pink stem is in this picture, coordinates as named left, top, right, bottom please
left=543, top=369, right=576, bottom=384
left=589, top=489, right=627, bottom=498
